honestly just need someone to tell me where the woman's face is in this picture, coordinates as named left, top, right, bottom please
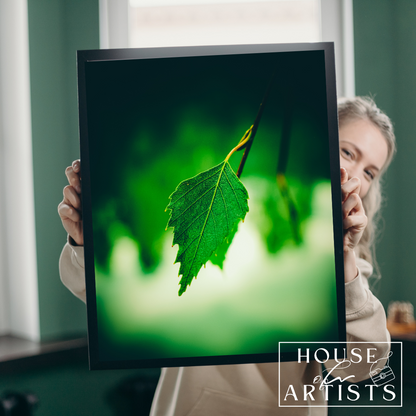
left=339, top=118, right=389, bottom=199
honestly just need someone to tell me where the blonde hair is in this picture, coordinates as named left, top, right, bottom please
left=338, top=97, right=396, bottom=269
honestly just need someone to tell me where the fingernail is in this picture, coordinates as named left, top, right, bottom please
left=74, top=163, right=79, bottom=171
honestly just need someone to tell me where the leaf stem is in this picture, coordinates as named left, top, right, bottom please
left=225, top=126, right=253, bottom=162
left=275, top=94, right=301, bottom=244
left=276, top=173, right=300, bottom=244
left=236, top=68, right=277, bottom=178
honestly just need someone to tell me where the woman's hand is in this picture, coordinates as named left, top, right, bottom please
left=341, top=167, right=367, bottom=282
left=58, top=160, right=83, bottom=246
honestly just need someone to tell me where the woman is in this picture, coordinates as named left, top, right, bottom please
left=58, top=96, right=396, bottom=415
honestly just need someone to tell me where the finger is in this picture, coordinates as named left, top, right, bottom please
left=58, top=202, right=82, bottom=222
left=63, top=185, right=82, bottom=210
left=343, top=214, right=367, bottom=231
left=340, top=167, right=348, bottom=185
left=65, top=166, right=81, bottom=193
left=72, top=159, right=81, bottom=173
left=58, top=202, right=84, bottom=245
left=341, top=177, right=361, bottom=201
left=65, top=164, right=82, bottom=194
left=342, top=193, right=364, bottom=218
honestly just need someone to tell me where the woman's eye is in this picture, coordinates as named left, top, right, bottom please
left=341, top=149, right=353, bottom=158
left=365, top=170, right=374, bottom=180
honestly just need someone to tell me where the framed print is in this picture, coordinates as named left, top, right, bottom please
left=77, top=43, right=345, bottom=369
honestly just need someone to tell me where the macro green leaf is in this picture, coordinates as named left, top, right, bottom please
left=166, top=161, right=249, bottom=296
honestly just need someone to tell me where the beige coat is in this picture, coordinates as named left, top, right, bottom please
left=60, top=242, right=390, bottom=416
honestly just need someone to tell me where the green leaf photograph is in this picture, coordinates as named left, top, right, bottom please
left=84, top=48, right=339, bottom=364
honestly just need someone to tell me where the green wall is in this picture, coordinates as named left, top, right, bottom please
left=354, top=0, right=416, bottom=310
left=27, top=0, right=99, bottom=340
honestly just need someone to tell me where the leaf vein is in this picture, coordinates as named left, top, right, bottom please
left=169, top=166, right=223, bottom=205
left=174, top=208, right=210, bottom=241
left=178, top=234, right=200, bottom=261
left=169, top=184, right=216, bottom=223
left=187, top=162, right=227, bottom=278
left=218, top=186, right=229, bottom=235
left=223, top=165, right=243, bottom=213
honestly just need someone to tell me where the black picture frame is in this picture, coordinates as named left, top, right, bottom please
left=77, top=42, right=346, bottom=370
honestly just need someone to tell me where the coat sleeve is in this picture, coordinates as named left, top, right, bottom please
left=326, top=257, right=391, bottom=382
left=59, top=238, right=86, bottom=303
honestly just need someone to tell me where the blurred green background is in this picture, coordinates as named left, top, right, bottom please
left=84, top=51, right=340, bottom=362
